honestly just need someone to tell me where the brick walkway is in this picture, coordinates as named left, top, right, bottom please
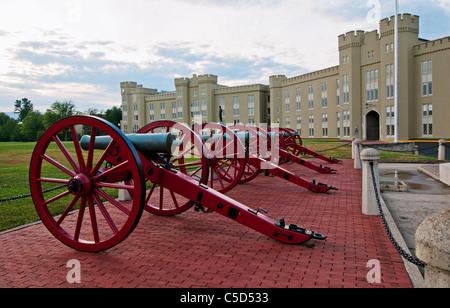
left=0, top=159, right=412, bottom=288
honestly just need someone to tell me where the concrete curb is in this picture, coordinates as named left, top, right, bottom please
left=379, top=194, right=425, bottom=288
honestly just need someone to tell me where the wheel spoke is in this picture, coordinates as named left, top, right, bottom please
left=38, top=178, right=69, bottom=185
left=92, top=193, right=119, bottom=235
left=159, top=186, right=164, bottom=210
left=145, top=182, right=157, bottom=204
left=169, top=190, right=180, bottom=209
left=92, top=160, right=130, bottom=182
left=56, top=195, right=81, bottom=227
left=95, top=182, right=135, bottom=190
left=70, top=125, right=86, bottom=171
left=95, top=188, right=131, bottom=216
left=87, top=197, right=100, bottom=243
left=172, top=144, right=196, bottom=161
left=91, top=140, right=116, bottom=176
left=86, top=127, right=97, bottom=173
left=42, top=190, right=72, bottom=207
left=74, top=197, right=86, bottom=241
left=211, top=166, right=226, bottom=189
left=41, top=154, right=76, bottom=178
left=52, top=135, right=80, bottom=174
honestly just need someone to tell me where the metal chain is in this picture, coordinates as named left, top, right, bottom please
left=369, top=162, right=425, bottom=267
left=0, top=185, right=66, bottom=203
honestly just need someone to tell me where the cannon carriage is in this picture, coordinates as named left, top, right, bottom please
left=29, top=116, right=327, bottom=252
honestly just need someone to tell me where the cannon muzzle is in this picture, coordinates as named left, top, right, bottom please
left=80, top=133, right=177, bottom=154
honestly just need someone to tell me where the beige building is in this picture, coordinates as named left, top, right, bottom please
left=120, top=13, right=449, bottom=140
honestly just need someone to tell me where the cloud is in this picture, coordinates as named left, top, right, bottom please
left=0, top=0, right=448, bottom=113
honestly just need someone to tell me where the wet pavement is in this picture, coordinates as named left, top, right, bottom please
left=379, top=163, right=450, bottom=278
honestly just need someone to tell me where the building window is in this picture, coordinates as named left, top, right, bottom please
left=172, top=102, right=177, bottom=119
left=160, top=103, right=166, bottom=120
left=386, top=106, right=395, bottom=137
left=336, top=79, right=340, bottom=106
left=386, top=64, right=394, bottom=99
left=248, top=119, right=255, bottom=126
left=201, top=98, right=207, bottom=118
left=366, top=70, right=379, bottom=102
left=285, top=90, right=290, bottom=112
left=123, top=125, right=128, bottom=134
left=132, top=125, right=140, bottom=133
left=343, top=75, right=349, bottom=104
left=233, top=96, right=239, bottom=117
left=308, top=115, right=314, bottom=137
left=321, top=82, right=327, bottom=108
left=386, top=43, right=394, bottom=53
left=296, top=116, right=301, bottom=135
left=296, top=88, right=301, bottom=111
left=193, top=89, right=198, bottom=97
left=336, top=112, right=341, bottom=137
left=343, top=110, right=350, bottom=137
left=308, top=85, right=314, bottom=109
left=421, top=60, right=433, bottom=97
left=322, top=113, right=328, bottom=137
left=422, top=104, right=433, bottom=137
left=122, top=96, right=127, bottom=103
left=285, top=117, right=290, bottom=128
left=149, top=104, right=154, bottom=121
left=248, top=95, right=255, bottom=116
left=177, top=100, right=183, bottom=119
left=122, top=105, right=128, bottom=122
left=177, top=90, right=182, bottom=97
left=191, top=100, right=199, bottom=118
left=201, top=88, right=206, bottom=95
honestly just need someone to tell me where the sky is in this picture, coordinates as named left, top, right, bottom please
left=0, top=0, right=449, bottom=114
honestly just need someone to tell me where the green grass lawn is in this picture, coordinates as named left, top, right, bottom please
left=0, top=140, right=438, bottom=232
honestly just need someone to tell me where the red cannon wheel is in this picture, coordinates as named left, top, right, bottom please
left=230, top=125, right=263, bottom=184
left=29, top=116, right=145, bottom=252
left=194, top=123, right=246, bottom=193
left=283, top=127, right=302, bottom=146
left=279, top=127, right=301, bottom=156
left=138, top=121, right=209, bottom=216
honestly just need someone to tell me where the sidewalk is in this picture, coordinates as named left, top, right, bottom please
left=0, top=159, right=412, bottom=288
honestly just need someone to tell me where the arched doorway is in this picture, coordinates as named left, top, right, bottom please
left=365, top=110, right=380, bottom=141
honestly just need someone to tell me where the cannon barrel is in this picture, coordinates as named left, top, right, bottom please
left=202, top=132, right=251, bottom=144
left=80, top=133, right=176, bottom=154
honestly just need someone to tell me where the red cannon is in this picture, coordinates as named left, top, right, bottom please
left=223, top=125, right=338, bottom=193
left=192, top=123, right=337, bottom=193
left=277, top=128, right=342, bottom=165
left=29, top=116, right=326, bottom=252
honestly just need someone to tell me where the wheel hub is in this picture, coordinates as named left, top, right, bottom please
left=68, top=173, right=93, bottom=196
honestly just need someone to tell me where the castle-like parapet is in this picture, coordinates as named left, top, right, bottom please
left=338, top=30, right=365, bottom=50
left=414, top=36, right=450, bottom=55
left=379, top=13, right=419, bottom=37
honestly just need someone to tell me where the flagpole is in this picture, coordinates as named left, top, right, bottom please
left=394, top=0, right=399, bottom=143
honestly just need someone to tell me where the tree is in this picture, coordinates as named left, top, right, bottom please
left=43, top=101, right=77, bottom=141
left=0, top=119, right=21, bottom=141
left=21, top=111, right=44, bottom=141
left=0, top=112, right=10, bottom=126
left=103, top=106, right=122, bottom=127
left=43, top=100, right=77, bottom=128
left=14, top=98, right=34, bottom=122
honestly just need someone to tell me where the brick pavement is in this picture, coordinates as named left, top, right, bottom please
left=0, top=159, right=412, bottom=288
